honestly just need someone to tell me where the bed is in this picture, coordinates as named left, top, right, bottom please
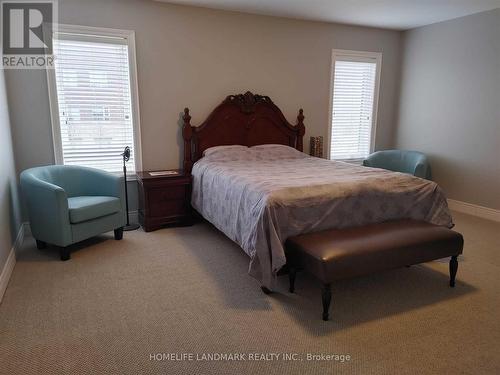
left=182, top=91, right=453, bottom=290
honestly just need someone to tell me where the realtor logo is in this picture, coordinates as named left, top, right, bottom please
left=1, top=0, right=57, bottom=68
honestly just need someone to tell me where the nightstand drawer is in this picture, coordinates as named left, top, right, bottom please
left=149, top=198, right=187, bottom=218
left=149, top=186, right=186, bottom=202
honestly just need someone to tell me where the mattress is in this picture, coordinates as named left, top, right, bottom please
left=191, top=144, right=453, bottom=289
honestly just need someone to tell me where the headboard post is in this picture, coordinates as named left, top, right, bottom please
left=296, top=109, right=305, bottom=152
left=182, top=108, right=193, bottom=173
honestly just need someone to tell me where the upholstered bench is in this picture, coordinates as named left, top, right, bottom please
left=285, top=220, right=464, bottom=321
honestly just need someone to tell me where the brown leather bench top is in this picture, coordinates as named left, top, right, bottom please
left=286, top=219, right=464, bottom=284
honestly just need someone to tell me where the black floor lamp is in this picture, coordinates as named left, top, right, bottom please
left=121, top=146, right=140, bottom=231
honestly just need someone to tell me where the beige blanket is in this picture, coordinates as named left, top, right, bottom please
left=191, top=145, right=453, bottom=289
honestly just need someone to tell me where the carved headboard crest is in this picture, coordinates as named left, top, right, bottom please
left=225, top=91, right=273, bottom=114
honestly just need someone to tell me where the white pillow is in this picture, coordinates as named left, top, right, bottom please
left=250, top=144, right=291, bottom=149
left=202, top=145, right=249, bottom=157
left=250, top=144, right=306, bottom=160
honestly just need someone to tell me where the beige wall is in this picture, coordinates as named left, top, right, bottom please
left=0, top=67, right=22, bottom=271
left=6, top=0, right=402, bottom=178
left=395, top=9, right=500, bottom=209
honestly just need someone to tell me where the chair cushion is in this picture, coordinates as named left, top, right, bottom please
left=68, top=196, right=121, bottom=224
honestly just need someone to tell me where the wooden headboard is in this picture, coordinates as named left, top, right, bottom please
left=182, top=91, right=305, bottom=173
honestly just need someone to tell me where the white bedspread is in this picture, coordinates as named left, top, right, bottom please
left=191, top=145, right=453, bottom=289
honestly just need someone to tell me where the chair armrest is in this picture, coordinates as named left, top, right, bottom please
left=414, top=161, right=432, bottom=180
left=20, top=172, right=72, bottom=246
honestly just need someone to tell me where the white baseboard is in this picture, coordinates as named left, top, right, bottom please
left=0, top=223, right=27, bottom=304
left=448, top=199, right=500, bottom=222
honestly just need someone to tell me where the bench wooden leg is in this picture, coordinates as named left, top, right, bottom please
left=289, top=267, right=296, bottom=293
left=322, top=283, right=332, bottom=321
left=449, top=255, right=458, bottom=287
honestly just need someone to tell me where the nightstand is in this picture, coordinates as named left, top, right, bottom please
left=137, top=170, right=192, bottom=232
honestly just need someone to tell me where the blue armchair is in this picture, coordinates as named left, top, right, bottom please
left=20, top=165, right=127, bottom=260
left=362, top=150, right=432, bottom=180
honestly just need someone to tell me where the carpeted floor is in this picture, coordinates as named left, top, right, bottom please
left=0, top=211, right=499, bottom=374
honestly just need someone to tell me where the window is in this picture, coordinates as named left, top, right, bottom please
left=47, top=25, right=142, bottom=174
left=329, top=50, right=381, bottom=161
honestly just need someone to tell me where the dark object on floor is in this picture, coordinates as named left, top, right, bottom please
left=286, top=220, right=464, bottom=321
left=58, top=246, right=71, bottom=261
left=114, top=228, right=124, bottom=240
left=36, top=240, right=46, bottom=250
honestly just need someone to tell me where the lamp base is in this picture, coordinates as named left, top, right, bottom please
left=124, top=223, right=140, bottom=231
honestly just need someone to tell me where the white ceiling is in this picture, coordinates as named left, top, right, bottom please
left=155, top=0, right=500, bottom=30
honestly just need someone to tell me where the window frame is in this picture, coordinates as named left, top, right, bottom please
left=46, top=24, right=143, bottom=175
left=327, top=49, right=382, bottom=162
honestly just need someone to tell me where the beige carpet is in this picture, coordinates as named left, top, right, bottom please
left=0, top=211, right=499, bottom=374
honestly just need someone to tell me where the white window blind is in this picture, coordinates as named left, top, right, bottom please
left=330, top=51, right=381, bottom=161
left=51, top=29, right=139, bottom=173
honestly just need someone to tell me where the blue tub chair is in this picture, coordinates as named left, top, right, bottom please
left=20, top=165, right=127, bottom=260
left=362, top=150, right=432, bottom=180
